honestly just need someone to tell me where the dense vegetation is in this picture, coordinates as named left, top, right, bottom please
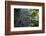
left=14, top=8, right=39, bottom=27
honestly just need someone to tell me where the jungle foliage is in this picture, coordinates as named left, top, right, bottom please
left=14, top=8, right=39, bottom=27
